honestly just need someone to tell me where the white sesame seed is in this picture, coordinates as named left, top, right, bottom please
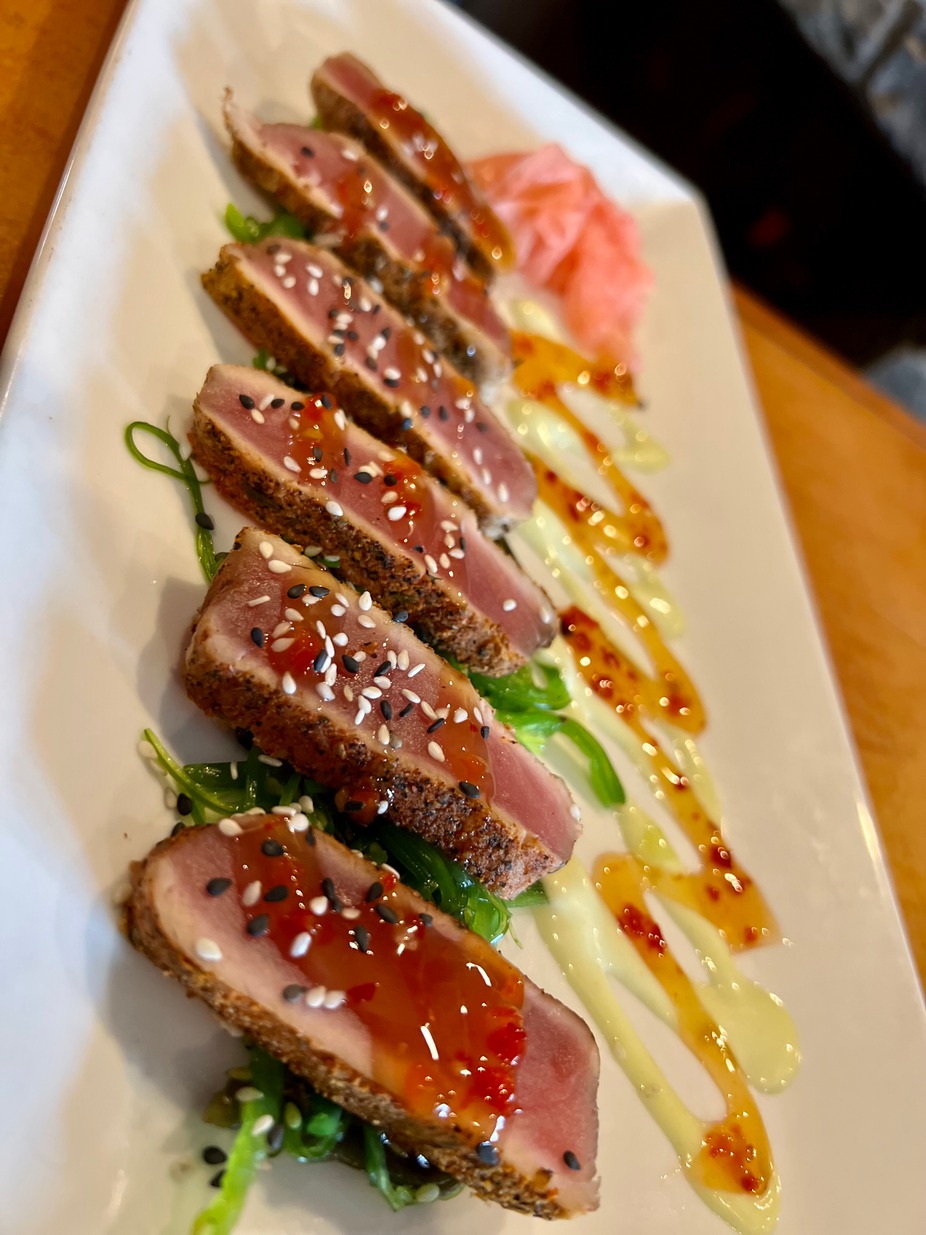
left=382, top=490, right=398, bottom=504
left=303, top=545, right=322, bottom=557
left=334, top=409, right=347, bottom=431
left=473, top=707, right=484, bottom=725
left=251, top=408, right=266, bottom=424
left=307, top=262, right=323, bottom=277
left=235, top=1086, right=264, bottom=1103
left=464, top=406, right=475, bottom=423
left=322, top=989, right=345, bottom=1010
left=309, top=896, right=328, bottom=915
left=287, top=812, right=309, bottom=833
left=498, top=482, right=510, bottom=502
left=290, top=931, right=312, bottom=958
left=481, top=468, right=492, bottom=485
left=397, top=650, right=410, bottom=671
left=402, top=689, right=420, bottom=704
left=453, top=708, right=468, bottom=723
left=316, top=682, right=335, bottom=702
left=408, top=663, right=425, bottom=678
left=268, top=560, right=292, bottom=574
left=420, top=701, right=437, bottom=720
left=274, top=264, right=286, bottom=278
left=315, top=620, right=327, bottom=639
left=307, top=277, right=319, bottom=296
left=299, top=794, right=314, bottom=813
left=427, top=741, right=445, bottom=762
left=230, top=762, right=238, bottom=781
left=272, top=622, right=291, bottom=638
left=373, top=676, right=391, bottom=689
left=325, top=500, right=344, bottom=517
left=439, top=553, right=450, bottom=568
left=330, top=604, right=346, bottom=618
left=258, top=754, right=283, bottom=767
left=502, top=599, right=517, bottom=612
left=247, top=594, right=272, bottom=607
left=219, top=818, right=242, bottom=836
left=259, top=393, right=274, bottom=411
left=377, top=799, right=389, bottom=814
left=252, top=1113, right=275, bottom=1137
left=424, top=555, right=438, bottom=574
left=387, top=505, right=407, bottom=521
left=361, top=687, right=381, bottom=701
left=137, top=739, right=157, bottom=760
left=377, top=724, right=390, bottom=745
left=343, top=684, right=354, bottom=702
left=305, top=985, right=327, bottom=1008
left=277, top=252, right=292, bottom=264
left=309, top=467, right=327, bottom=479
left=333, top=631, right=348, bottom=646
left=386, top=649, right=398, bottom=667
left=325, top=661, right=337, bottom=685
left=449, top=548, right=465, bottom=559
left=353, top=709, right=365, bottom=726
left=383, top=366, right=401, bottom=381
left=358, top=614, right=376, bottom=629
left=281, top=276, right=296, bottom=289
left=358, top=591, right=373, bottom=611
left=242, top=880, right=262, bottom=907
left=343, top=906, right=361, bottom=920
left=473, top=447, right=483, bottom=466
left=195, top=938, right=223, bottom=963
left=281, top=671, right=297, bottom=694
left=569, top=802, right=582, bottom=821
left=284, top=608, right=304, bottom=622
left=289, top=416, right=300, bottom=430
left=272, top=637, right=295, bottom=653
left=259, top=541, right=274, bottom=559
left=272, top=804, right=297, bottom=816
left=358, top=694, right=372, bottom=712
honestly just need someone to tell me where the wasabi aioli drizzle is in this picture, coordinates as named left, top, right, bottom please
left=502, top=301, right=799, bottom=1234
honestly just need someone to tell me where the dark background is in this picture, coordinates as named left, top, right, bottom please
left=454, top=0, right=926, bottom=374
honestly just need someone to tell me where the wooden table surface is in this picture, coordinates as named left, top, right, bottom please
left=3, top=0, right=926, bottom=989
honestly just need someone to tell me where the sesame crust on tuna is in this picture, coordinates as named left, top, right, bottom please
left=189, top=409, right=530, bottom=675
left=201, top=247, right=520, bottom=536
left=226, top=121, right=511, bottom=387
left=125, top=828, right=573, bottom=1219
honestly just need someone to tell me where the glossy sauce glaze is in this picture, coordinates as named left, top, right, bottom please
left=218, top=817, right=525, bottom=1138
left=504, top=326, right=796, bottom=1232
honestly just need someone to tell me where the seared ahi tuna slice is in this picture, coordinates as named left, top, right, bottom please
left=127, top=817, right=600, bottom=1216
left=183, top=529, right=580, bottom=897
left=202, top=238, right=533, bottom=535
left=224, top=94, right=511, bottom=386
left=311, top=53, right=515, bottom=282
left=192, top=365, right=555, bottom=675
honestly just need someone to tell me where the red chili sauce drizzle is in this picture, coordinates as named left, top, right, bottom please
left=224, top=819, right=525, bottom=1138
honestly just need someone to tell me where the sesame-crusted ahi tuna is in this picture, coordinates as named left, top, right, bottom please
left=191, top=365, right=555, bottom=675
left=310, top=53, right=515, bottom=282
left=223, top=93, right=512, bottom=387
left=183, top=529, right=580, bottom=897
left=202, top=238, right=534, bottom=536
left=126, top=816, right=600, bottom=1217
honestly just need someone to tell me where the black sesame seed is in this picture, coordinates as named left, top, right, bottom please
left=419, top=405, right=431, bottom=418
left=328, top=469, right=338, bottom=484
left=413, top=544, right=424, bottom=553
left=328, top=306, right=339, bottom=318
left=309, top=585, right=330, bottom=598
left=394, top=609, right=409, bottom=623
left=459, top=781, right=480, bottom=798
left=270, top=397, right=285, bottom=408
left=267, top=242, right=280, bottom=255
left=209, top=1169, right=226, bottom=1188
left=239, top=393, right=255, bottom=409
left=563, top=1150, right=582, bottom=1171
left=247, top=913, right=270, bottom=937
left=401, top=416, right=413, bottom=430
left=288, top=583, right=307, bottom=598
left=365, top=356, right=378, bottom=371
left=313, top=446, right=323, bottom=461
left=427, top=717, right=446, bottom=733
left=399, top=702, right=414, bottom=718
left=365, top=881, right=384, bottom=903
left=379, top=219, right=390, bottom=232
left=291, top=401, right=304, bottom=412
left=264, top=884, right=289, bottom=903
left=343, top=448, right=351, bottom=466
left=384, top=474, right=397, bottom=486
left=250, top=627, right=264, bottom=648
left=206, top=877, right=232, bottom=897
left=347, top=330, right=359, bottom=341
left=354, top=923, right=371, bottom=952
left=343, top=799, right=363, bottom=812
left=267, top=1121, right=285, bottom=1152
left=321, top=877, right=343, bottom=911
left=375, top=903, right=399, bottom=924
left=381, top=326, right=391, bottom=339
left=374, top=661, right=391, bottom=677
left=170, top=821, right=186, bottom=837
left=373, top=303, right=381, bottom=314
left=261, top=839, right=285, bottom=858
left=177, top=792, right=193, bottom=816
left=333, top=343, right=346, bottom=358
left=202, top=1145, right=227, bottom=1166
left=305, top=828, right=316, bottom=847
left=195, top=511, right=215, bottom=530
left=438, top=405, right=449, bottom=421
left=476, top=1142, right=499, bottom=1166
left=342, top=655, right=360, bottom=674
left=380, top=700, right=394, bottom=721
left=301, top=144, right=314, bottom=157
left=480, top=725, right=490, bottom=740
left=313, top=649, right=330, bottom=672
left=320, top=393, right=333, bottom=409
left=458, top=535, right=467, bottom=551
left=383, top=374, right=400, bottom=388
left=476, top=421, right=489, bottom=433
left=283, top=983, right=307, bottom=1002
left=354, top=470, right=373, bottom=484
left=419, top=912, right=433, bottom=926
left=235, top=727, right=254, bottom=749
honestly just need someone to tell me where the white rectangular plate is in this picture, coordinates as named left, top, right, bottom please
left=1, top=0, right=925, bottom=1232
